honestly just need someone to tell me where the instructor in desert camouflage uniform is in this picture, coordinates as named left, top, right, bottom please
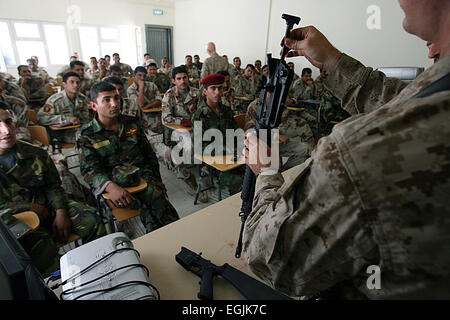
left=243, top=0, right=450, bottom=299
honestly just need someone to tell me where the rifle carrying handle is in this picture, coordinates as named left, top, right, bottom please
left=198, top=267, right=215, bottom=300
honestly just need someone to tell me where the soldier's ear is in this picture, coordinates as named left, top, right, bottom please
left=90, top=101, right=97, bottom=112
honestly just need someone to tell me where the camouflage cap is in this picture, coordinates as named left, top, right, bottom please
left=111, top=165, right=141, bottom=187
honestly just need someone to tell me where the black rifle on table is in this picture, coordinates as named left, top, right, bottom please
left=176, top=247, right=292, bottom=300
left=235, top=14, right=300, bottom=259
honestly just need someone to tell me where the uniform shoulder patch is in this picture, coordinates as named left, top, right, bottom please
left=43, top=104, right=53, bottom=112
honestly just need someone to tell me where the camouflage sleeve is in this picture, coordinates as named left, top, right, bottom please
left=243, top=135, right=378, bottom=297
left=324, top=53, right=408, bottom=115
left=136, top=127, right=162, bottom=182
left=77, top=100, right=91, bottom=124
left=161, top=94, right=177, bottom=125
left=126, top=85, right=138, bottom=102
left=43, top=152, right=69, bottom=211
left=244, top=101, right=258, bottom=131
left=37, top=100, right=65, bottom=125
left=78, top=135, right=112, bottom=196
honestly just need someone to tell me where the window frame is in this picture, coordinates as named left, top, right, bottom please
left=78, top=24, right=122, bottom=61
left=0, top=18, right=70, bottom=67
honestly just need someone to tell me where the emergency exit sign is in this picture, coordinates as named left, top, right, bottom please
left=153, top=9, right=163, bottom=15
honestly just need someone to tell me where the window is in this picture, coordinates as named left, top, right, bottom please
left=79, top=25, right=121, bottom=61
left=78, top=24, right=138, bottom=67
left=0, top=19, right=70, bottom=67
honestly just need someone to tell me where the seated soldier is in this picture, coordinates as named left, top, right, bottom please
left=233, top=64, right=258, bottom=112
left=78, top=82, right=179, bottom=235
left=146, top=63, right=171, bottom=93
left=109, top=65, right=129, bottom=93
left=127, top=66, right=163, bottom=134
left=27, top=58, right=56, bottom=86
left=185, top=55, right=201, bottom=88
left=0, top=101, right=106, bottom=277
left=37, top=71, right=90, bottom=144
left=217, top=70, right=236, bottom=113
left=158, top=57, right=174, bottom=77
left=0, top=73, right=27, bottom=103
left=0, top=88, right=29, bottom=141
left=70, top=60, right=94, bottom=100
left=103, top=76, right=147, bottom=129
left=191, top=74, right=244, bottom=195
left=17, top=65, right=48, bottom=111
left=245, top=92, right=315, bottom=171
left=153, top=66, right=205, bottom=200
left=112, top=53, right=133, bottom=78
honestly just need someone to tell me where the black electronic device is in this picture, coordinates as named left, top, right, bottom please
left=0, top=218, right=58, bottom=300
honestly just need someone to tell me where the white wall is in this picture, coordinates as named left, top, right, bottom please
left=174, top=0, right=432, bottom=78
left=0, top=0, right=175, bottom=77
left=174, top=0, right=270, bottom=68
left=1, top=0, right=432, bottom=78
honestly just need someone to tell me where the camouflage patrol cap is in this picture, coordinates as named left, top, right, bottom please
left=111, top=165, right=140, bottom=187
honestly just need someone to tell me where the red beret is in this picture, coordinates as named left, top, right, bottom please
left=201, top=73, right=225, bottom=87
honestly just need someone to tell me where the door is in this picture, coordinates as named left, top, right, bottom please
left=145, top=25, right=173, bottom=68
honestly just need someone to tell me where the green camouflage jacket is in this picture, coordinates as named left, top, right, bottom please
left=0, top=141, right=68, bottom=214
left=78, top=114, right=161, bottom=196
left=37, top=90, right=90, bottom=126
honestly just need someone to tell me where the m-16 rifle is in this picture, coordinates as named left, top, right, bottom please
left=235, top=14, right=300, bottom=259
left=175, top=247, right=291, bottom=300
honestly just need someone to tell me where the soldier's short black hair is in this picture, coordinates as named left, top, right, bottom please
left=185, top=55, right=192, bottom=58
left=62, top=71, right=80, bottom=83
left=70, top=60, right=84, bottom=69
left=134, top=66, right=147, bottom=75
left=217, top=70, right=230, bottom=77
left=301, top=68, right=312, bottom=75
left=26, top=58, right=37, bottom=65
left=172, top=65, right=188, bottom=79
left=112, top=53, right=119, bottom=57
left=146, top=63, right=157, bottom=69
left=262, top=64, right=268, bottom=71
left=144, top=53, right=150, bottom=57
left=245, top=64, right=255, bottom=70
left=17, top=65, right=29, bottom=74
left=90, top=81, right=117, bottom=103
left=0, top=101, right=11, bottom=111
left=103, top=76, right=123, bottom=87
left=109, top=65, right=121, bottom=73
left=104, top=54, right=110, bottom=59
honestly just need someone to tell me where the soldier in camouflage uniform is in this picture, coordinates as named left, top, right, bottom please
left=245, top=95, right=314, bottom=171
left=242, top=7, right=450, bottom=299
left=217, top=70, right=236, bottom=112
left=0, top=103, right=105, bottom=277
left=27, top=58, right=56, bottom=86
left=71, top=60, right=94, bottom=100
left=112, top=53, right=133, bottom=78
left=109, top=65, right=129, bottom=94
left=158, top=57, right=174, bottom=77
left=185, top=55, right=201, bottom=88
left=201, top=42, right=230, bottom=79
left=127, top=66, right=162, bottom=134
left=191, top=74, right=243, bottom=195
left=154, top=66, right=204, bottom=199
left=17, top=65, right=48, bottom=111
left=37, top=72, right=90, bottom=144
left=0, top=74, right=27, bottom=103
left=234, top=64, right=258, bottom=113
left=78, top=81, right=179, bottom=235
left=145, top=63, right=172, bottom=94
left=229, top=57, right=244, bottom=86
left=92, top=58, right=111, bottom=82
left=103, top=76, right=146, bottom=129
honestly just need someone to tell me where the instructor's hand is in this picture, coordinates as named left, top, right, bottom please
left=282, top=26, right=342, bottom=73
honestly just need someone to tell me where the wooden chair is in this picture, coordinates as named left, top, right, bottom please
left=99, top=178, right=148, bottom=232
left=27, top=125, right=50, bottom=146
left=233, top=114, right=246, bottom=130
left=45, top=84, right=55, bottom=96
left=128, top=78, right=135, bottom=87
left=13, top=211, right=40, bottom=235
left=27, top=109, right=38, bottom=125
left=56, top=77, right=62, bottom=86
